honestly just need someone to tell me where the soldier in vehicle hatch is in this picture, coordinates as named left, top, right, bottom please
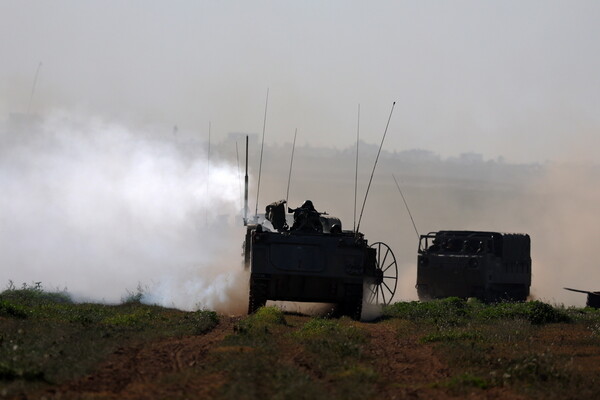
left=427, top=238, right=441, bottom=252
left=289, top=200, right=323, bottom=232
left=265, top=200, right=288, bottom=232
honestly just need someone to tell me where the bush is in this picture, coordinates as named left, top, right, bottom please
left=0, top=282, right=72, bottom=306
left=188, top=310, right=219, bottom=334
left=0, top=300, right=28, bottom=319
left=477, top=301, right=571, bottom=325
left=234, top=306, right=287, bottom=335
left=383, top=297, right=468, bottom=325
left=384, top=299, right=571, bottom=326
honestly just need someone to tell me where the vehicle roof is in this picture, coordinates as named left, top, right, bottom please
left=426, top=230, right=529, bottom=238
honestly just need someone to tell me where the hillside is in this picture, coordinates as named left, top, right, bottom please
left=1, top=287, right=599, bottom=399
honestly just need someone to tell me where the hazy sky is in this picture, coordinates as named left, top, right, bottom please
left=1, top=0, right=599, bottom=163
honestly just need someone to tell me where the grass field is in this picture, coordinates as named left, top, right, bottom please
left=1, top=285, right=599, bottom=399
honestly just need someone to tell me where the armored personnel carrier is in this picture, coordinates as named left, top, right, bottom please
left=243, top=200, right=398, bottom=320
left=416, top=230, right=531, bottom=302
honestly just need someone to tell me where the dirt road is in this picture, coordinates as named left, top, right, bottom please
left=33, top=315, right=532, bottom=400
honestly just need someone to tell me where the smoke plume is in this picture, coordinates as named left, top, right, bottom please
left=0, top=112, right=248, bottom=313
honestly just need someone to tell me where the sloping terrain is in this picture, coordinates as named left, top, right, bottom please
left=1, top=290, right=600, bottom=400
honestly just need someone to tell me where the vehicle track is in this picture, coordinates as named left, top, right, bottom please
left=41, top=317, right=238, bottom=399
left=35, top=314, right=531, bottom=400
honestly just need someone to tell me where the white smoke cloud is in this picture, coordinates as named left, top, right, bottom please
left=0, top=112, right=248, bottom=313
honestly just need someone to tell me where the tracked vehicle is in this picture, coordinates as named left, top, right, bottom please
left=416, top=230, right=531, bottom=302
left=241, top=102, right=398, bottom=319
left=243, top=200, right=398, bottom=320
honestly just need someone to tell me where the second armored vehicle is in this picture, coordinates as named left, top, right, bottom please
left=416, top=230, right=531, bottom=302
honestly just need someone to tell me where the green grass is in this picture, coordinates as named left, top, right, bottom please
left=294, top=317, right=366, bottom=360
left=292, top=317, right=376, bottom=400
left=0, top=300, right=28, bottom=319
left=383, top=297, right=572, bottom=326
left=207, top=310, right=377, bottom=400
left=0, top=283, right=219, bottom=398
left=211, top=307, right=328, bottom=400
left=420, top=329, right=482, bottom=343
left=2, top=284, right=600, bottom=400
left=384, top=298, right=598, bottom=399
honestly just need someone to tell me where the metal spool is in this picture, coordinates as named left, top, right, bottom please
left=366, top=242, right=398, bottom=305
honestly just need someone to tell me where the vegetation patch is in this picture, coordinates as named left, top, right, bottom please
left=384, top=298, right=572, bottom=326
left=477, top=301, right=571, bottom=325
left=384, top=299, right=597, bottom=399
left=232, top=306, right=286, bottom=337
left=294, top=317, right=366, bottom=359
left=0, top=282, right=72, bottom=307
left=0, top=300, right=28, bottom=319
left=383, top=297, right=468, bottom=326
left=0, top=283, right=220, bottom=398
left=292, top=317, right=376, bottom=399
left=421, top=329, right=482, bottom=343
left=186, top=310, right=220, bottom=335
left=211, top=310, right=327, bottom=400
left=433, top=372, right=490, bottom=394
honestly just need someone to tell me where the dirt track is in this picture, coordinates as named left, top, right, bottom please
left=42, top=317, right=238, bottom=400
left=32, top=315, right=532, bottom=400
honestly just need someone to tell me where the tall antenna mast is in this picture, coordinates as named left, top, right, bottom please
left=356, top=101, right=396, bottom=235
left=392, top=174, right=420, bottom=240
left=27, top=62, right=42, bottom=115
left=244, top=135, right=249, bottom=225
left=254, top=88, right=269, bottom=218
left=285, top=128, right=298, bottom=205
left=353, top=104, right=360, bottom=232
left=206, top=121, right=211, bottom=225
left=236, top=141, right=243, bottom=212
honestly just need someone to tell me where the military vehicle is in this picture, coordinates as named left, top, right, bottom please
left=564, top=287, right=600, bottom=308
left=416, top=230, right=531, bottom=302
left=241, top=102, right=398, bottom=319
left=243, top=199, right=398, bottom=320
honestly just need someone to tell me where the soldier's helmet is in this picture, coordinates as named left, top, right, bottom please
left=301, top=200, right=315, bottom=211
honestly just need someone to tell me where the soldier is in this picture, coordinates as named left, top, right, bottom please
left=289, top=200, right=323, bottom=232
left=428, top=238, right=441, bottom=252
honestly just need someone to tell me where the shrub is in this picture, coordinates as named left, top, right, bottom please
left=189, top=310, right=219, bottom=334
left=0, top=300, right=28, bottom=319
left=234, top=306, right=286, bottom=335
left=384, top=299, right=571, bottom=326
left=477, top=301, right=571, bottom=325
left=383, top=297, right=468, bottom=325
left=0, top=282, right=72, bottom=306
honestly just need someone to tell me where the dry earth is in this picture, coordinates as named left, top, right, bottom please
left=21, top=315, right=543, bottom=400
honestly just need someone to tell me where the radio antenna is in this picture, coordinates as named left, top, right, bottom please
left=27, top=62, right=42, bottom=115
left=356, top=101, right=396, bottom=235
left=236, top=141, right=243, bottom=212
left=285, top=128, right=298, bottom=205
left=392, top=174, right=420, bottom=240
left=244, top=135, right=249, bottom=225
left=206, top=121, right=211, bottom=225
left=255, top=88, right=269, bottom=218
left=353, top=104, right=360, bottom=232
